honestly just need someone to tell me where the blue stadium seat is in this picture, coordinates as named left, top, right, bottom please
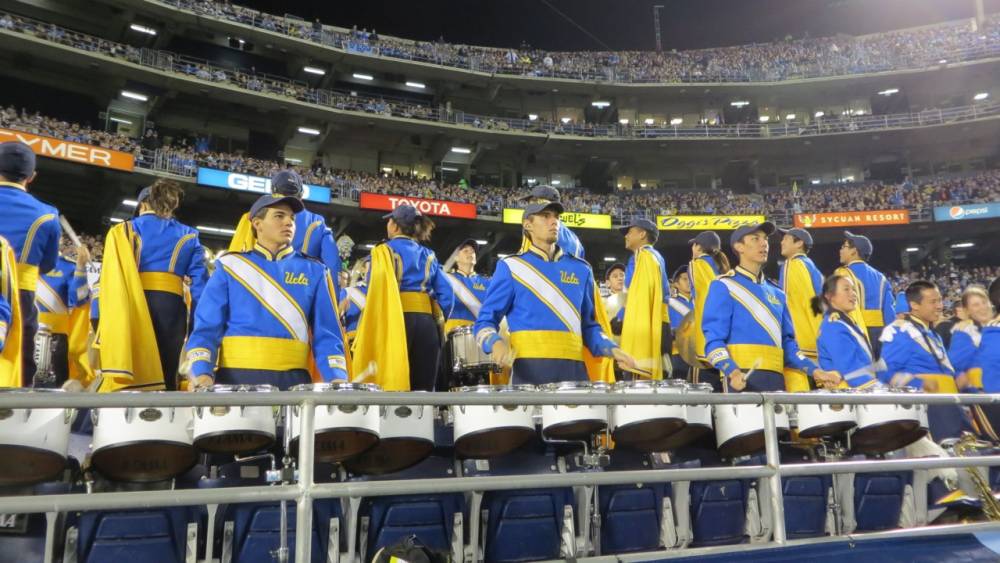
left=854, top=472, right=912, bottom=532
left=597, top=450, right=671, bottom=554
left=0, top=481, right=73, bottom=563
left=688, top=478, right=750, bottom=546
left=354, top=456, right=463, bottom=562
left=75, top=508, right=197, bottom=563
left=782, top=476, right=831, bottom=539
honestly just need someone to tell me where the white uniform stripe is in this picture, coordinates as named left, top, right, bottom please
left=345, top=287, right=367, bottom=311
left=36, top=279, right=67, bottom=314
left=835, top=319, right=873, bottom=362
left=669, top=297, right=691, bottom=317
left=219, top=255, right=309, bottom=342
left=720, top=278, right=781, bottom=347
left=444, top=272, right=482, bottom=317
left=506, top=257, right=581, bottom=334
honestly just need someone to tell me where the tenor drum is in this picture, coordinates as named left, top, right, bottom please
left=0, top=389, right=75, bottom=486
left=192, top=385, right=277, bottom=454
left=289, top=383, right=381, bottom=463
left=451, top=385, right=536, bottom=458
left=540, top=381, right=609, bottom=440
left=345, top=401, right=435, bottom=475
left=714, top=402, right=790, bottom=458
left=794, top=390, right=857, bottom=438
left=91, top=394, right=195, bottom=482
left=632, top=382, right=715, bottom=452
left=449, top=326, right=498, bottom=373
left=852, top=388, right=923, bottom=453
left=610, top=380, right=687, bottom=446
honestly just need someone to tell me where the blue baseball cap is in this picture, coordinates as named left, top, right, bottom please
left=271, top=169, right=303, bottom=196
left=672, top=264, right=689, bottom=281
left=0, top=142, right=36, bottom=182
left=606, top=262, right=626, bottom=278
left=456, top=238, right=479, bottom=253
left=730, top=221, right=776, bottom=247
left=523, top=199, right=565, bottom=217
left=133, top=186, right=153, bottom=216
left=688, top=231, right=721, bottom=250
left=778, top=227, right=813, bottom=247
left=521, top=184, right=561, bottom=202
left=844, top=230, right=873, bottom=259
left=249, top=193, right=304, bottom=218
left=383, top=204, right=422, bottom=226
left=619, top=218, right=659, bottom=242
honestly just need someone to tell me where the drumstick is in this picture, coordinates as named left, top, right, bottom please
left=60, top=216, right=83, bottom=249
left=354, top=361, right=378, bottom=383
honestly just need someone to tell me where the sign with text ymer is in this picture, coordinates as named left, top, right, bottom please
left=503, top=208, right=611, bottom=229
left=0, top=128, right=135, bottom=171
left=196, top=167, right=331, bottom=204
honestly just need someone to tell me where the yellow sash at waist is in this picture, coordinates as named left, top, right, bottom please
left=139, top=272, right=184, bottom=296
left=38, top=311, right=70, bottom=334
left=16, top=263, right=39, bottom=292
left=510, top=330, right=583, bottom=362
left=219, top=336, right=309, bottom=372
left=399, top=291, right=433, bottom=314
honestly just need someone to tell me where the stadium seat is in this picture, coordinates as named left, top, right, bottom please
left=782, top=475, right=832, bottom=539
left=0, top=481, right=73, bottom=563
left=853, top=472, right=912, bottom=532
left=596, top=450, right=672, bottom=555
left=354, top=456, right=464, bottom=563
left=688, top=478, right=751, bottom=546
left=73, top=507, right=197, bottom=563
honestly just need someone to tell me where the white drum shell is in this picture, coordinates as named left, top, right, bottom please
left=684, top=386, right=713, bottom=428
left=0, top=405, right=73, bottom=459
left=540, top=385, right=608, bottom=433
left=288, top=383, right=381, bottom=441
left=380, top=405, right=434, bottom=442
left=855, top=403, right=921, bottom=431
left=794, top=402, right=857, bottom=435
left=449, top=326, right=494, bottom=369
left=92, top=407, right=194, bottom=451
left=713, top=403, right=790, bottom=448
left=193, top=404, right=277, bottom=444
left=451, top=404, right=534, bottom=442
left=610, top=383, right=686, bottom=432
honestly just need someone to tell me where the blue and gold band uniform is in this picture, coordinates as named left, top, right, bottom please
left=780, top=252, right=823, bottom=391
left=668, top=290, right=692, bottom=377
left=339, top=282, right=367, bottom=345
left=835, top=260, right=895, bottom=359
left=129, top=210, right=209, bottom=389
left=185, top=242, right=348, bottom=389
left=817, top=311, right=878, bottom=388
left=444, top=269, right=489, bottom=334
left=617, top=235, right=671, bottom=379
left=380, top=233, right=455, bottom=391
left=879, top=314, right=975, bottom=442
left=35, top=256, right=76, bottom=386
left=475, top=243, right=619, bottom=385
left=0, top=183, right=60, bottom=385
left=702, top=266, right=819, bottom=392
left=948, top=320, right=982, bottom=381
left=689, top=253, right=722, bottom=363
left=0, top=235, right=18, bottom=387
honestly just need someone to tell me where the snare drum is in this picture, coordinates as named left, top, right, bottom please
left=451, top=385, right=536, bottom=458
left=794, top=390, right=857, bottom=439
left=540, top=381, right=609, bottom=440
left=92, top=394, right=195, bottom=482
left=852, top=388, right=923, bottom=453
left=714, top=402, right=790, bottom=458
left=192, top=385, right=277, bottom=454
left=632, top=382, right=715, bottom=452
left=0, top=389, right=75, bottom=486
left=289, top=383, right=381, bottom=463
left=449, top=326, right=498, bottom=373
left=609, top=380, right=687, bottom=446
left=345, top=402, right=435, bottom=475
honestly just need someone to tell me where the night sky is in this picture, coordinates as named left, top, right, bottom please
left=240, top=0, right=1000, bottom=52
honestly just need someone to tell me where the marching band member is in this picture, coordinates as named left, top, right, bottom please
left=474, top=198, right=635, bottom=385
left=443, top=239, right=490, bottom=334
left=879, top=280, right=976, bottom=442
left=618, top=218, right=671, bottom=379
left=339, top=257, right=369, bottom=347
left=668, top=265, right=692, bottom=377
left=702, top=223, right=839, bottom=392
left=948, top=286, right=992, bottom=386
left=34, top=239, right=90, bottom=386
left=0, top=142, right=61, bottom=385
left=352, top=205, right=454, bottom=391
left=230, top=170, right=341, bottom=291
left=184, top=194, right=348, bottom=390
left=688, top=231, right=730, bottom=389
left=835, top=231, right=895, bottom=359
left=814, top=274, right=878, bottom=389
left=0, top=235, right=21, bottom=386
left=778, top=227, right=823, bottom=391
left=97, top=180, right=208, bottom=392
left=969, top=278, right=1000, bottom=437
left=603, top=262, right=626, bottom=343
left=520, top=185, right=585, bottom=259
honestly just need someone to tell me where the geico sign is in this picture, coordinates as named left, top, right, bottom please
left=0, top=128, right=135, bottom=171
left=358, top=192, right=477, bottom=219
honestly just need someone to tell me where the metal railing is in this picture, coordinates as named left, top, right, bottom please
left=3, top=390, right=1000, bottom=562
left=3, top=11, right=1000, bottom=146
left=138, top=0, right=1000, bottom=86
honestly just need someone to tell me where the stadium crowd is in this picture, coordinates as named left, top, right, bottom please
left=891, top=263, right=1000, bottom=313
left=145, top=0, right=1000, bottom=83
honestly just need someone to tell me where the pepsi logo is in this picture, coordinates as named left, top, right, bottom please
left=949, top=206, right=964, bottom=219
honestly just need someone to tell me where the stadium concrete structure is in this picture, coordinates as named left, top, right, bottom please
left=2, top=0, right=1000, bottom=561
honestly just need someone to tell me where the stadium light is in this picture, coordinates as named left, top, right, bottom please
left=730, top=101, right=750, bottom=108
left=284, top=158, right=302, bottom=164
left=352, top=73, right=374, bottom=81
left=381, top=167, right=393, bottom=173
left=405, top=81, right=426, bottom=89
left=363, top=243, right=376, bottom=250
left=475, top=239, right=488, bottom=245
left=110, top=218, right=125, bottom=223
left=297, top=127, right=321, bottom=135
left=441, top=166, right=459, bottom=172
left=129, top=24, right=157, bottom=36
left=122, top=199, right=138, bottom=207
left=974, top=92, right=990, bottom=101
left=644, top=118, right=655, bottom=125
left=560, top=117, right=572, bottom=124
left=303, top=66, right=326, bottom=75
left=906, top=247, right=920, bottom=252
left=603, top=257, right=616, bottom=262
left=758, top=116, right=770, bottom=123
left=785, top=113, right=796, bottom=120
left=450, top=147, right=471, bottom=154
left=877, top=88, right=899, bottom=96
left=938, top=59, right=947, bottom=64
left=197, top=225, right=237, bottom=235
left=551, top=180, right=562, bottom=186
left=110, top=117, right=133, bottom=125
left=591, top=101, right=611, bottom=108
left=810, top=179, right=821, bottom=185
left=951, top=242, right=975, bottom=249
left=670, top=118, right=683, bottom=125
left=528, top=114, right=539, bottom=121
left=121, top=90, right=148, bottom=102
left=619, top=118, right=629, bottom=125
left=814, top=111, right=825, bottom=118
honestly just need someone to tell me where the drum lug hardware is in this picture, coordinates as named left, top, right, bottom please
left=63, top=408, right=74, bottom=425
left=91, top=409, right=99, bottom=426
left=266, top=467, right=297, bottom=484
left=125, top=408, right=134, bottom=424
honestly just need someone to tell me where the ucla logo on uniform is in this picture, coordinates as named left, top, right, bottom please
left=284, top=272, right=309, bottom=285
left=560, top=271, right=580, bottom=285
left=767, top=293, right=781, bottom=306
left=473, top=283, right=486, bottom=291
left=48, top=270, right=63, bottom=277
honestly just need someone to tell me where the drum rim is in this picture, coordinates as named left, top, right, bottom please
left=197, top=384, right=276, bottom=393
left=451, top=384, right=537, bottom=393
left=0, top=388, right=65, bottom=394
left=540, top=381, right=609, bottom=391
left=290, top=382, right=382, bottom=392
left=447, top=325, right=476, bottom=336
left=684, top=382, right=715, bottom=392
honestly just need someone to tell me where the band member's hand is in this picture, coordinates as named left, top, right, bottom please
left=188, top=375, right=214, bottom=391
left=61, top=379, right=84, bottom=393
left=75, top=245, right=90, bottom=270
left=491, top=340, right=511, bottom=367
left=814, top=369, right=843, bottom=389
left=611, top=348, right=636, bottom=371
left=728, top=369, right=747, bottom=391
left=955, top=372, right=970, bottom=391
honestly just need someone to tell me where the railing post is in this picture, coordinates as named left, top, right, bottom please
left=295, top=399, right=317, bottom=563
left=762, top=397, right=787, bottom=544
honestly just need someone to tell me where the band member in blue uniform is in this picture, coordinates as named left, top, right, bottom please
left=475, top=199, right=634, bottom=385
left=443, top=239, right=490, bottom=334
left=814, top=274, right=879, bottom=389
left=948, top=286, right=992, bottom=386
left=778, top=227, right=823, bottom=392
left=835, top=231, right=895, bottom=359
left=185, top=194, right=348, bottom=390
left=969, top=278, right=1000, bottom=439
left=702, top=223, right=840, bottom=392
left=0, top=142, right=61, bottom=385
left=604, top=262, right=626, bottom=343
left=520, top=185, right=585, bottom=259
left=668, top=265, right=693, bottom=378
left=618, top=218, right=671, bottom=379
left=34, top=240, right=89, bottom=387
left=689, top=231, right=729, bottom=389
left=338, top=257, right=369, bottom=346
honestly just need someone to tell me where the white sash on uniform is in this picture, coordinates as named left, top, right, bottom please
left=218, top=254, right=308, bottom=342
left=444, top=272, right=482, bottom=317
left=506, top=257, right=581, bottom=334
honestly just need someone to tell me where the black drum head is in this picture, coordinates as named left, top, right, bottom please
left=852, top=421, right=924, bottom=454
left=343, top=438, right=435, bottom=475
left=455, top=427, right=536, bottom=458
left=0, top=446, right=65, bottom=486
left=194, top=431, right=275, bottom=455
left=542, top=419, right=607, bottom=441
left=798, top=421, right=857, bottom=439
left=612, top=418, right=687, bottom=446
left=291, top=429, right=379, bottom=463
left=630, top=423, right=713, bottom=452
left=91, top=442, right=196, bottom=482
